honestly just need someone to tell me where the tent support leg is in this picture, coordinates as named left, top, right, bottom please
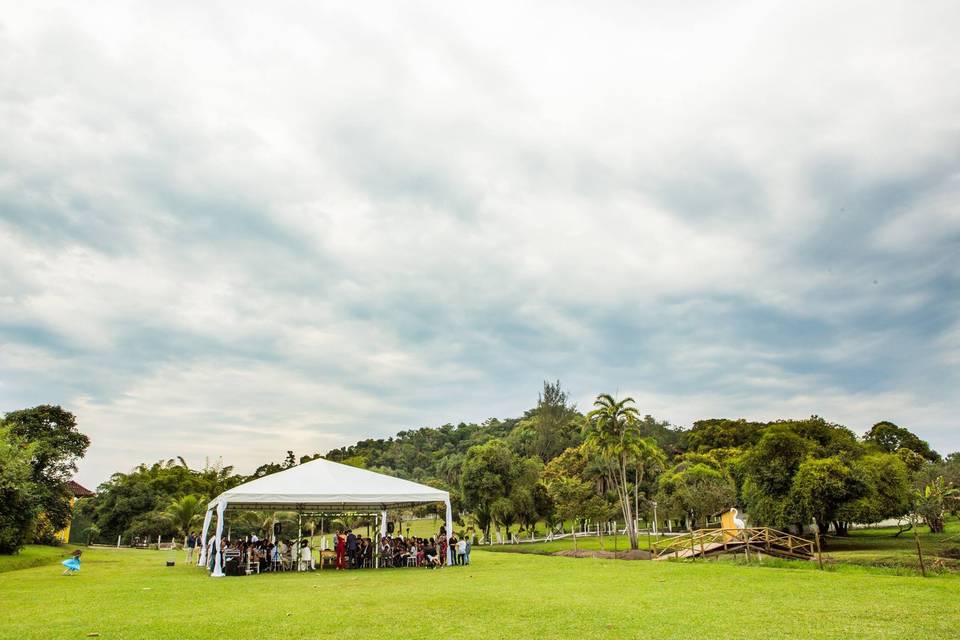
left=445, top=499, right=454, bottom=566
left=211, top=501, right=227, bottom=577
left=198, top=508, right=213, bottom=567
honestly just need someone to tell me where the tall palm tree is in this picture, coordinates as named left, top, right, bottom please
left=165, top=494, right=207, bottom=537
left=585, top=394, right=663, bottom=550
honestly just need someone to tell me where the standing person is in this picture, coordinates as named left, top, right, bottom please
left=464, top=537, right=471, bottom=565
left=457, top=537, right=467, bottom=566
left=61, top=550, right=82, bottom=576
left=448, top=535, right=458, bottom=565
left=346, top=529, right=358, bottom=569
left=438, top=526, right=447, bottom=565
left=335, top=530, right=346, bottom=570
left=186, top=532, right=197, bottom=563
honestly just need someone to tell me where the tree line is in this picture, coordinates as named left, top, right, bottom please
left=2, top=385, right=957, bottom=553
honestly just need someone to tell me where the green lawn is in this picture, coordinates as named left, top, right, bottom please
left=483, top=532, right=651, bottom=554
left=487, top=520, right=960, bottom=573
left=1, top=545, right=958, bottom=639
left=823, top=520, right=960, bottom=571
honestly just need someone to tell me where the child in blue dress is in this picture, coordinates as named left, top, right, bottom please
left=61, top=550, right=82, bottom=575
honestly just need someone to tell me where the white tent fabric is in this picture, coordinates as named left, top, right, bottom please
left=207, top=457, right=449, bottom=510
left=200, top=457, right=454, bottom=576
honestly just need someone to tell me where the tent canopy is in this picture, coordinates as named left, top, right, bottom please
left=200, top=457, right=455, bottom=575
left=207, top=457, right=449, bottom=512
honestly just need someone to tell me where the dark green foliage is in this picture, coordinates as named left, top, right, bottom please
left=0, top=428, right=39, bottom=554
left=865, top=421, right=940, bottom=462
left=81, top=459, right=242, bottom=539
left=506, top=380, right=583, bottom=462
left=740, top=425, right=813, bottom=526
left=460, top=439, right=524, bottom=538
left=681, top=419, right=765, bottom=453
left=657, top=453, right=737, bottom=529
left=324, top=419, right=517, bottom=483
left=125, top=510, right=179, bottom=540
left=788, top=457, right=865, bottom=539
left=837, top=453, right=911, bottom=527
left=2, top=405, right=90, bottom=532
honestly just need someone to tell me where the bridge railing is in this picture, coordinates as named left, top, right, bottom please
left=652, top=527, right=815, bottom=559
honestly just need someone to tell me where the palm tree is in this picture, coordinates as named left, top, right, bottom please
left=584, top=394, right=664, bottom=550
left=165, top=495, right=207, bottom=538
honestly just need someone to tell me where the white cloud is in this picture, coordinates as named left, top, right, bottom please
left=1, top=0, right=958, bottom=485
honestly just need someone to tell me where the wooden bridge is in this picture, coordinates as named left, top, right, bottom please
left=651, top=527, right=817, bottom=561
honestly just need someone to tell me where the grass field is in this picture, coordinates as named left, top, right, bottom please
left=1, top=542, right=958, bottom=640
left=486, top=520, right=960, bottom=572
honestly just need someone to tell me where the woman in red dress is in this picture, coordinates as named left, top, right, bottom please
left=335, top=529, right=346, bottom=570
left=438, top=525, right=447, bottom=565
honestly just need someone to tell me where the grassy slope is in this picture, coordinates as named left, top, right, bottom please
left=0, top=544, right=79, bottom=574
left=1, top=546, right=958, bottom=639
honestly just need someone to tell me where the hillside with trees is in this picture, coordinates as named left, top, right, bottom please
left=3, top=386, right=957, bottom=553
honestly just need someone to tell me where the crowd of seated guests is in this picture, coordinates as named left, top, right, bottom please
left=210, top=527, right=471, bottom=575
left=213, top=535, right=319, bottom=576
left=373, top=530, right=471, bottom=568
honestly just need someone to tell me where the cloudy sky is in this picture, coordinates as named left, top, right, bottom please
left=1, top=1, right=958, bottom=487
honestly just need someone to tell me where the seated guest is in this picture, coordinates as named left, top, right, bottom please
left=424, top=539, right=441, bottom=568
left=358, top=537, right=368, bottom=568
left=379, top=537, right=392, bottom=567
left=299, top=539, right=314, bottom=570
left=270, top=542, right=281, bottom=570
left=363, top=538, right=373, bottom=567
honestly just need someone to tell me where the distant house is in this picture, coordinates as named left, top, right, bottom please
left=55, top=481, right=95, bottom=544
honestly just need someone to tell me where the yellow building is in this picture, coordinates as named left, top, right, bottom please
left=55, top=480, right=95, bottom=544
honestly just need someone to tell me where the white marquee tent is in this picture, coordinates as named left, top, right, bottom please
left=198, top=457, right=453, bottom=576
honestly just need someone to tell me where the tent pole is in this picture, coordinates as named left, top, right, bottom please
left=211, top=501, right=227, bottom=577
left=198, top=508, right=213, bottom=567
left=444, top=498, right=454, bottom=566
left=297, top=512, right=302, bottom=572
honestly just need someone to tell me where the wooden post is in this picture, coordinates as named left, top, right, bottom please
left=688, top=531, right=696, bottom=560
left=744, top=530, right=751, bottom=564
left=815, top=527, right=824, bottom=570
left=913, top=525, right=927, bottom=577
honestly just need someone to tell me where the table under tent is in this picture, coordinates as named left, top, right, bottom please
left=197, top=457, right=453, bottom=577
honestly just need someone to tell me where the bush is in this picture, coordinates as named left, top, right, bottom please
left=0, top=428, right=39, bottom=554
left=28, top=513, right=64, bottom=547
left=125, top=510, right=178, bottom=541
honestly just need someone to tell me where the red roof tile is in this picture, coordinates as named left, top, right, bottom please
left=67, top=480, right=95, bottom=497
